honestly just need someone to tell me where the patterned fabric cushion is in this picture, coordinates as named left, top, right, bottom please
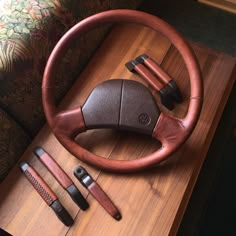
left=0, top=0, right=142, bottom=181
left=0, top=108, right=30, bottom=182
left=0, top=0, right=142, bottom=136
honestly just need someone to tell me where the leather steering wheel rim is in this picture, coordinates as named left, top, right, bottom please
left=42, top=10, right=203, bottom=173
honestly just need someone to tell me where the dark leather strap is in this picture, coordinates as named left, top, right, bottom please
left=74, top=166, right=121, bottom=221
left=0, top=228, right=12, bottom=236
left=66, top=184, right=89, bottom=211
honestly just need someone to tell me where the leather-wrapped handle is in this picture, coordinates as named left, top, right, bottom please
left=19, top=161, right=74, bottom=226
left=135, top=54, right=183, bottom=103
left=74, top=166, right=121, bottom=221
left=34, top=147, right=89, bottom=211
left=34, top=147, right=72, bottom=189
left=88, top=182, right=121, bottom=220
left=136, top=54, right=172, bottom=84
left=19, top=161, right=57, bottom=205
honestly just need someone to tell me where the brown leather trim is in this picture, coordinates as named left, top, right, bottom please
left=25, top=166, right=57, bottom=205
left=88, top=182, right=121, bottom=220
left=152, top=113, right=186, bottom=148
left=183, top=97, right=203, bottom=129
left=53, top=132, right=170, bottom=172
left=53, top=106, right=86, bottom=138
left=144, top=57, right=171, bottom=84
left=39, top=152, right=73, bottom=189
left=134, top=64, right=164, bottom=90
left=42, top=10, right=203, bottom=172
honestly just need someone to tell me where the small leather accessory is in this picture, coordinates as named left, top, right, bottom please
left=74, top=166, right=122, bottom=221
left=125, top=59, right=174, bottom=110
left=19, top=161, right=74, bottom=226
left=33, top=147, right=89, bottom=211
left=135, top=54, right=183, bottom=103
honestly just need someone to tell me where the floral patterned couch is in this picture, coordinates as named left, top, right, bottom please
left=0, top=0, right=142, bottom=182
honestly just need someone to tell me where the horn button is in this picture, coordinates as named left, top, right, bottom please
left=82, top=79, right=161, bottom=135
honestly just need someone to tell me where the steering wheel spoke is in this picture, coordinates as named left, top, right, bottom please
left=152, top=113, right=187, bottom=149
left=53, top=107, right=86, bottom=138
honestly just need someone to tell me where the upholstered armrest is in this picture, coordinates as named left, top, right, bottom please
left=0, top=0, right=80, bottom=74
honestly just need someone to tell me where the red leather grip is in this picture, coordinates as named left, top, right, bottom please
left=41, top=10, right=203, bottom=172
left=135, top=64, right=164, bottom=91
left=144, top=57, right=172, bottom=84
left=38, top=152, right=73, bottom=189
left=88, top=182, right=121, bottom=220
left=23, top=165, right=57, bottom=205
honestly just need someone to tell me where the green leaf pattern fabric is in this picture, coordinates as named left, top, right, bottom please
left=0, top=0, right=75, bottom=72
left=0, top=0, right=142, bottom=181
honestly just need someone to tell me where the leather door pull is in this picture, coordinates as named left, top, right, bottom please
left=33, top=147, right=89, bottom=211
left=125, top=59, right=174, bottom=110
left=19, top=161, right=74, bottom=226
left=74, top=166, right=122, bottom=221
left=135, top=54, right=183, bottom=103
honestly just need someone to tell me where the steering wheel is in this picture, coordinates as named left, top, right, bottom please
left=42, top=10, right=203, bottom=173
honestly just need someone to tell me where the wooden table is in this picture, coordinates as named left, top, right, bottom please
left=198, top=0, right=236, bottom=14
left=0, top=24, right=235, bottom=236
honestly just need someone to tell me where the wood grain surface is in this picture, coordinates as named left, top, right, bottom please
left=0, top=24, right=235, bottom=236
left=199, top=0, right=236, bottom=14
